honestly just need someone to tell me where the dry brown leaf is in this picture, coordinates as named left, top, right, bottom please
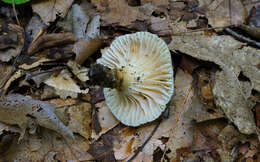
left=67, top=60, right=89, bottom=82
left=202, top=0, right=247, bottom=27
left=32, top=0, right=74, bottom=25
left=0, top=23, right=24, bottom=62
left=149, top=17, right=172, bottom=35
left=49, top=98, right=92, bottom=140
left=67, top=102, right=92, bottom=140
left=169, top=34, right=259, bottom=135
left=141, top=0, right=169, bottom=7
left=73, top=38, right=102, bottom=65
left=44, top=69, right=89, bottom=99
left=92, top=0, right=148, bottom=26
left=91, top=101, right=119, bottom=140
left=1, top=128, right=93, bottom=161
left=2, top=69, right=24, bottom=94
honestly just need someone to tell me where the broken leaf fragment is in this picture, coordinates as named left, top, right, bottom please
left=0, top=94, right=74, bottom=140
left=32, top=0, right=74, bottom=25
left=169, top=34, right=259, bottom=135
left=44, top=69, right=89, bottom=99
left=0, top=23, right=24, bottom=62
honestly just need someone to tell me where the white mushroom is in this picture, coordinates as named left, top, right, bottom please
left=97, top=32, right=174, bottom=126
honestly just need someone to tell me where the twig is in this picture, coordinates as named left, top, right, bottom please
left=31, top=27, right=46, bottom=44
left=224, top=27, right=260, bottom=48
left=160, top=25, right=233, bottom=37
left=12, top=0, right=20, bottom=26
left=25, top=66, right=65, bottom=80
left=127, top=119, right=162, bottom=162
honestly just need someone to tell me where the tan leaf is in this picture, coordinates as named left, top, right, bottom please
left=32, top=0, right=74, bottom=24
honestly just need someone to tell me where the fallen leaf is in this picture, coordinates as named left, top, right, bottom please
left=27, top=33, right=76, bottom=55
left=91, top=101, right=119, bottom=140
left=67, top=101, right=92, bottom=140
left=25, top=15, right=45, bottom=43
left=0, top=23, right=24, bottom=62
left=213, top=70, right=256, bottom=134
left=202, top=0, right=247, bottom=27
left=2, top=128, right=92, bottom=161
left=32, top=0, right=74, bottom=25
left=44, top=69, right=89, bottom=99
left=71, top=4, right=90, bottom=39
left=0, top=94, right=74, bottom=140
left=169, top=34, right=259, bottom=135
left=73, top=38, right=102, bottom=65
left=92, top=0, right=148, bottom=26
left=67, top=60, right=89, bottom=82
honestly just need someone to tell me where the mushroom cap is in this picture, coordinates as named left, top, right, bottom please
left=97, top=32, right=174, bottom=126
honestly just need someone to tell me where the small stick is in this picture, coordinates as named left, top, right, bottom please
left=127, top=119, right=162, bottom=162
left=224, top=27, right=260, bottom=48
left=31, top=27, right=46, bottom=44
left=12, top=0, right=20, bottom=26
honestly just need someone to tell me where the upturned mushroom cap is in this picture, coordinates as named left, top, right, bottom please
left=97, top=32, right=174, bottom=126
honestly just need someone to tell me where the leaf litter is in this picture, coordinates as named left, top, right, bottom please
left=0, top=0, right=260, bottom=161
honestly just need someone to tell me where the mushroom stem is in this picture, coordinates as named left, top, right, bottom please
left=88, top=64, right=120, bottom=89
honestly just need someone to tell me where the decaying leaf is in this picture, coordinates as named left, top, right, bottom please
left=91, top=101, right=119, bottom=140
left=71, top=4, right=90, bottom=39
left=2, top=128, right=93, bottom=161
left=0, top=94, right=74, bottom=140
left=200, top=0, right=247, bottom=27
left=0, top=121, right=21, bottom=135
left=73, top=38, right=102, bottom=65
left=27, top=33, right=77, bottom=55
left=70, top=4, right=102, bottom=64
left=25, top=15, right=45, bottom=42
left=0, top=23, right=24, bottom=62
left=169, top=34, right=259, bottom=135
left=32, top=0, right=74, bottom=25
left=92, top=0, right=148, bottom=26
left=2, top=69, right=24, bottom=95
left=67, top=101, right=92, bottom=140
left=213, top=70, right=256, bottom=134
left=44, top=69, right=88, bottom=99
left=67, top=60, right=89, bottom=82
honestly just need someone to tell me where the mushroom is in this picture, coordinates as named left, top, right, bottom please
left=90, top=32, right=174, bottom=126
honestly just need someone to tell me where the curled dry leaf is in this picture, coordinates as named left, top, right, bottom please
left=67, top=60, right=89, bottom=82
left=2, top=69, right=24, bottom=95
left=169, top=34, right=259, bottom=135
left=32, top=0, right=73, bottom=25
left=73, top=38, right=102, bottom=65
left=0, top=94, right=74, bottom=140
left=0, top=23, right=24, bottom=62
left=44, top=69, right=89, bottom=99
left=27, top=33, right=77, bottom=55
